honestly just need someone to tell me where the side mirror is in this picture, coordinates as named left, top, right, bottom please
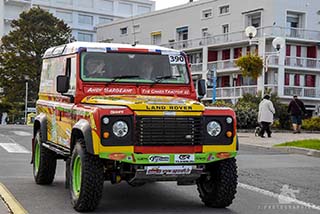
left=197, top=79, right=206, bottom=97
left=57, top=75, right=69, bottom=93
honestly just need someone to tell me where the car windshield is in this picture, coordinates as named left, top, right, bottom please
left=81, top=52, right=190, bottom=84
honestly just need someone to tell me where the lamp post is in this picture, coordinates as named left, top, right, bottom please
left=24, top=76, right=29, bottom=125
left=245, top=26, right=285, bottom=97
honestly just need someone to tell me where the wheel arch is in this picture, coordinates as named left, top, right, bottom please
left=33, top=113, right=47, bottom=142
left=71, top=119, right=94, bottom=154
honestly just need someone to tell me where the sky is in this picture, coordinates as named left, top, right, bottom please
left=153, top=0, right=199, bottom=10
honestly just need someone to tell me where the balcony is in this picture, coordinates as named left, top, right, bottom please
left=4, top=0, right=31, bottom=5
left=285, top=57, right=320, bottom=70
left=207, top=59, right=238, bottom=71
left=190, top=63, right=203, bottom=74
left=205, top=85, right=258, bottom=100
left=284, top=86, right=320, bottom=98
left=162, top=26, right=320, bottom=50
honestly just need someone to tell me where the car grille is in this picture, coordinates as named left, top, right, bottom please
left=135, top=117, right=203, bottom=145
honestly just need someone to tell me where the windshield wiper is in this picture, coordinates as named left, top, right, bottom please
left=151, top=75, right=180, bottom=86
left=109, top=75, right=141, bottom=83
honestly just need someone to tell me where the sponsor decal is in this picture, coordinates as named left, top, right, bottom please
left=174, top=154, right=195, bottom=163
left=141, top=88, right=190, bottom=95
left=110, top=110, right=125, bottom=115
left=148, top=155, right=170, bottom=163
left=85, top=87, right=135, bottom=94
left=146, top=166, right=192, bottom=175
left=146, top=105, right=193, bottom=111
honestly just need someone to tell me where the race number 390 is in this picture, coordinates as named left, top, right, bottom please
left=169, top=55, right=185, bottom=64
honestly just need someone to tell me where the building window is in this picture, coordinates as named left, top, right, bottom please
left=176, top=26, right=188, bottom=41
left=219, top=5, right=229, bottom=14
left=246, top=12, right=261, bottom=28
left=56, top=11, right=72, bottom=23
left=286, top=12, right=305, bottom=37
left=78, top=32, right=93, bottom=42
left=118, top=3, right=132, bottom=17
left=202, top=28, right=209, bottom=37
left=133, top=24, right=140, bottom=33
left=202, top=9, right=213, bottom=19
left=120, top=27, right=128, bottom=35
left=56, top=0, right=72, bottom=5
left=151, top=32, right=161, bottom=45
left=78, top=0, right=93, bottom=8
left=97, top=0, right=113, bottom=12
left=99, top=17, right=112, bottom=24
left=78, top=14, right=93, bottom=25
left=305, top=75, right=315, bottom=87
left=222, top=24, right=229, bottom=34
left=137, top=5, right=151, bottom=15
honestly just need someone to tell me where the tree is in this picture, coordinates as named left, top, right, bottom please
left=235, top=53, right=263, bottom=79
left=0, top=7, right=71, bottom=113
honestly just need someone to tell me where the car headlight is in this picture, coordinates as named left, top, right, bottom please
left=226, top=117, right=233, bottom=124
left=112, top=121, right=128, bottom=137
left=207, top=121, right=221, bottom=137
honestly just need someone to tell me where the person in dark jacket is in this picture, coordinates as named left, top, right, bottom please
left=288, top=95, right=306, bottom=133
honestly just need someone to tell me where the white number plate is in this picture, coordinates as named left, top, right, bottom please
left=145, top=166, right=192, bottom=175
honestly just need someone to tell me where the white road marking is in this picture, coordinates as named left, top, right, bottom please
left=0, top=143, right=30, bottom=153
left=11, top=131, right=32, bottom=137
left=239, top=182, right=320, bottom=211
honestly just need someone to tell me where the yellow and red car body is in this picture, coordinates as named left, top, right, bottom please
left=33, top=41, right=237, bottom=177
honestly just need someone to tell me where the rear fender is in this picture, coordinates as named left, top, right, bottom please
left=71, top=119, right=94, bottom=154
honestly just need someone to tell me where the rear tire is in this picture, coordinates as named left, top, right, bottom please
left=69, top=139, right=104, bottom=212
left=33, top=130, right=57, bottom=185
left=197, top=158, right=238, bottom=208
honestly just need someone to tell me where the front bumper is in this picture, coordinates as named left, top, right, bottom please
left=99, top=151, right=237, bottom=164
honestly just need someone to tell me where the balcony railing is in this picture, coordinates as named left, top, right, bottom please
left=285, top=57, right=320, bottom=70
left=207, top=59, right=238, bottom=71
left=284, top=86, right=320, bottom=98
left=4, top=0, right=31, bottom=4
left=206, top=85, right=258, bottom=99
left=190, top=63, right=203, bottom=73
left=162, top=26, right=320, bottom=50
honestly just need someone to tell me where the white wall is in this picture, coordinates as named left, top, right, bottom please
left=97, top=0, right=320, bottom=44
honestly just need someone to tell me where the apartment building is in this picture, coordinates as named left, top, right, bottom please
left=97, top=0, right=320, bottom=114
left=0, top=0, right=155, bottom=42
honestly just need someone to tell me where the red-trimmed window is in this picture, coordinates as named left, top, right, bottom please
left=234, top=48, right=242, bottom=59
left=286, top=45, right=291, bottom=56
left=305, top=75, right=315, bottom=87
left=307, top=46, right=317, bottom=58
left=221, top=76, right=230, bottom=87
left=285, top=73, right=290, bottom=85
left=222, top=49, right=230, bottom=60
left=208, top=50, right=218, bottom=62
left=294, top=74, right=300, bottom=86
left=296, top=45, right=301, bottom=57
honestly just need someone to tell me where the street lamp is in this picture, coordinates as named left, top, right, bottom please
left=245, top=26, right=285, bottom=97
left=206, top=65, right=217, bottom=103
left=24, top=75, right=30, bottom=125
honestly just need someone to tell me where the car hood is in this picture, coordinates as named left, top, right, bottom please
left=81, top=95, right=205, bottom=112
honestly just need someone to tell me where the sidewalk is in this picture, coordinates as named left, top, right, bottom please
left=238, top=132, right=320, bottom=157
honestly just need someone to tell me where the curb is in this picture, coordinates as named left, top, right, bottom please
left=240, top=143, right=320, bottom=158
left=273, top=146, right=320, bottom=158
left=0, top=183, right=27, bottom=214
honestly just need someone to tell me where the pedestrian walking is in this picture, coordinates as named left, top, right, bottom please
left=258, top=94, right=275, bottom=138
left=288, top=95, right=306, bottom=134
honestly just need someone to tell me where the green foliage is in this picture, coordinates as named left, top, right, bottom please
left=235, top=54, right=263, bottom=79
left=0, top=7, right=71, bottom=113
left=207, top=100, right=233, bottom=108
left=302, top=117, right=320, bottom=131
left=275, top=139, right=320, bottom=150
left=234, top=102, right=258, bottom=129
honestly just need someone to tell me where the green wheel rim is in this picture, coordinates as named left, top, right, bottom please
left=34, top=141, right=40, bottom=173
left=72, top=155, right=82, bottom=197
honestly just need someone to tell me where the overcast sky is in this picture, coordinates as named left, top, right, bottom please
left=153, top=0, right=199, bottom=10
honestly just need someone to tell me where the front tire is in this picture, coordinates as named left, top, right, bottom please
left=69, top=139, right=104, bottom=212
left=33, top=130, right=57, bottom=184
left=197, top=158, right=238, bottom=208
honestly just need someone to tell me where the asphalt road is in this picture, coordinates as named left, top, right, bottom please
left=0, top=125, right=319, bottom=214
